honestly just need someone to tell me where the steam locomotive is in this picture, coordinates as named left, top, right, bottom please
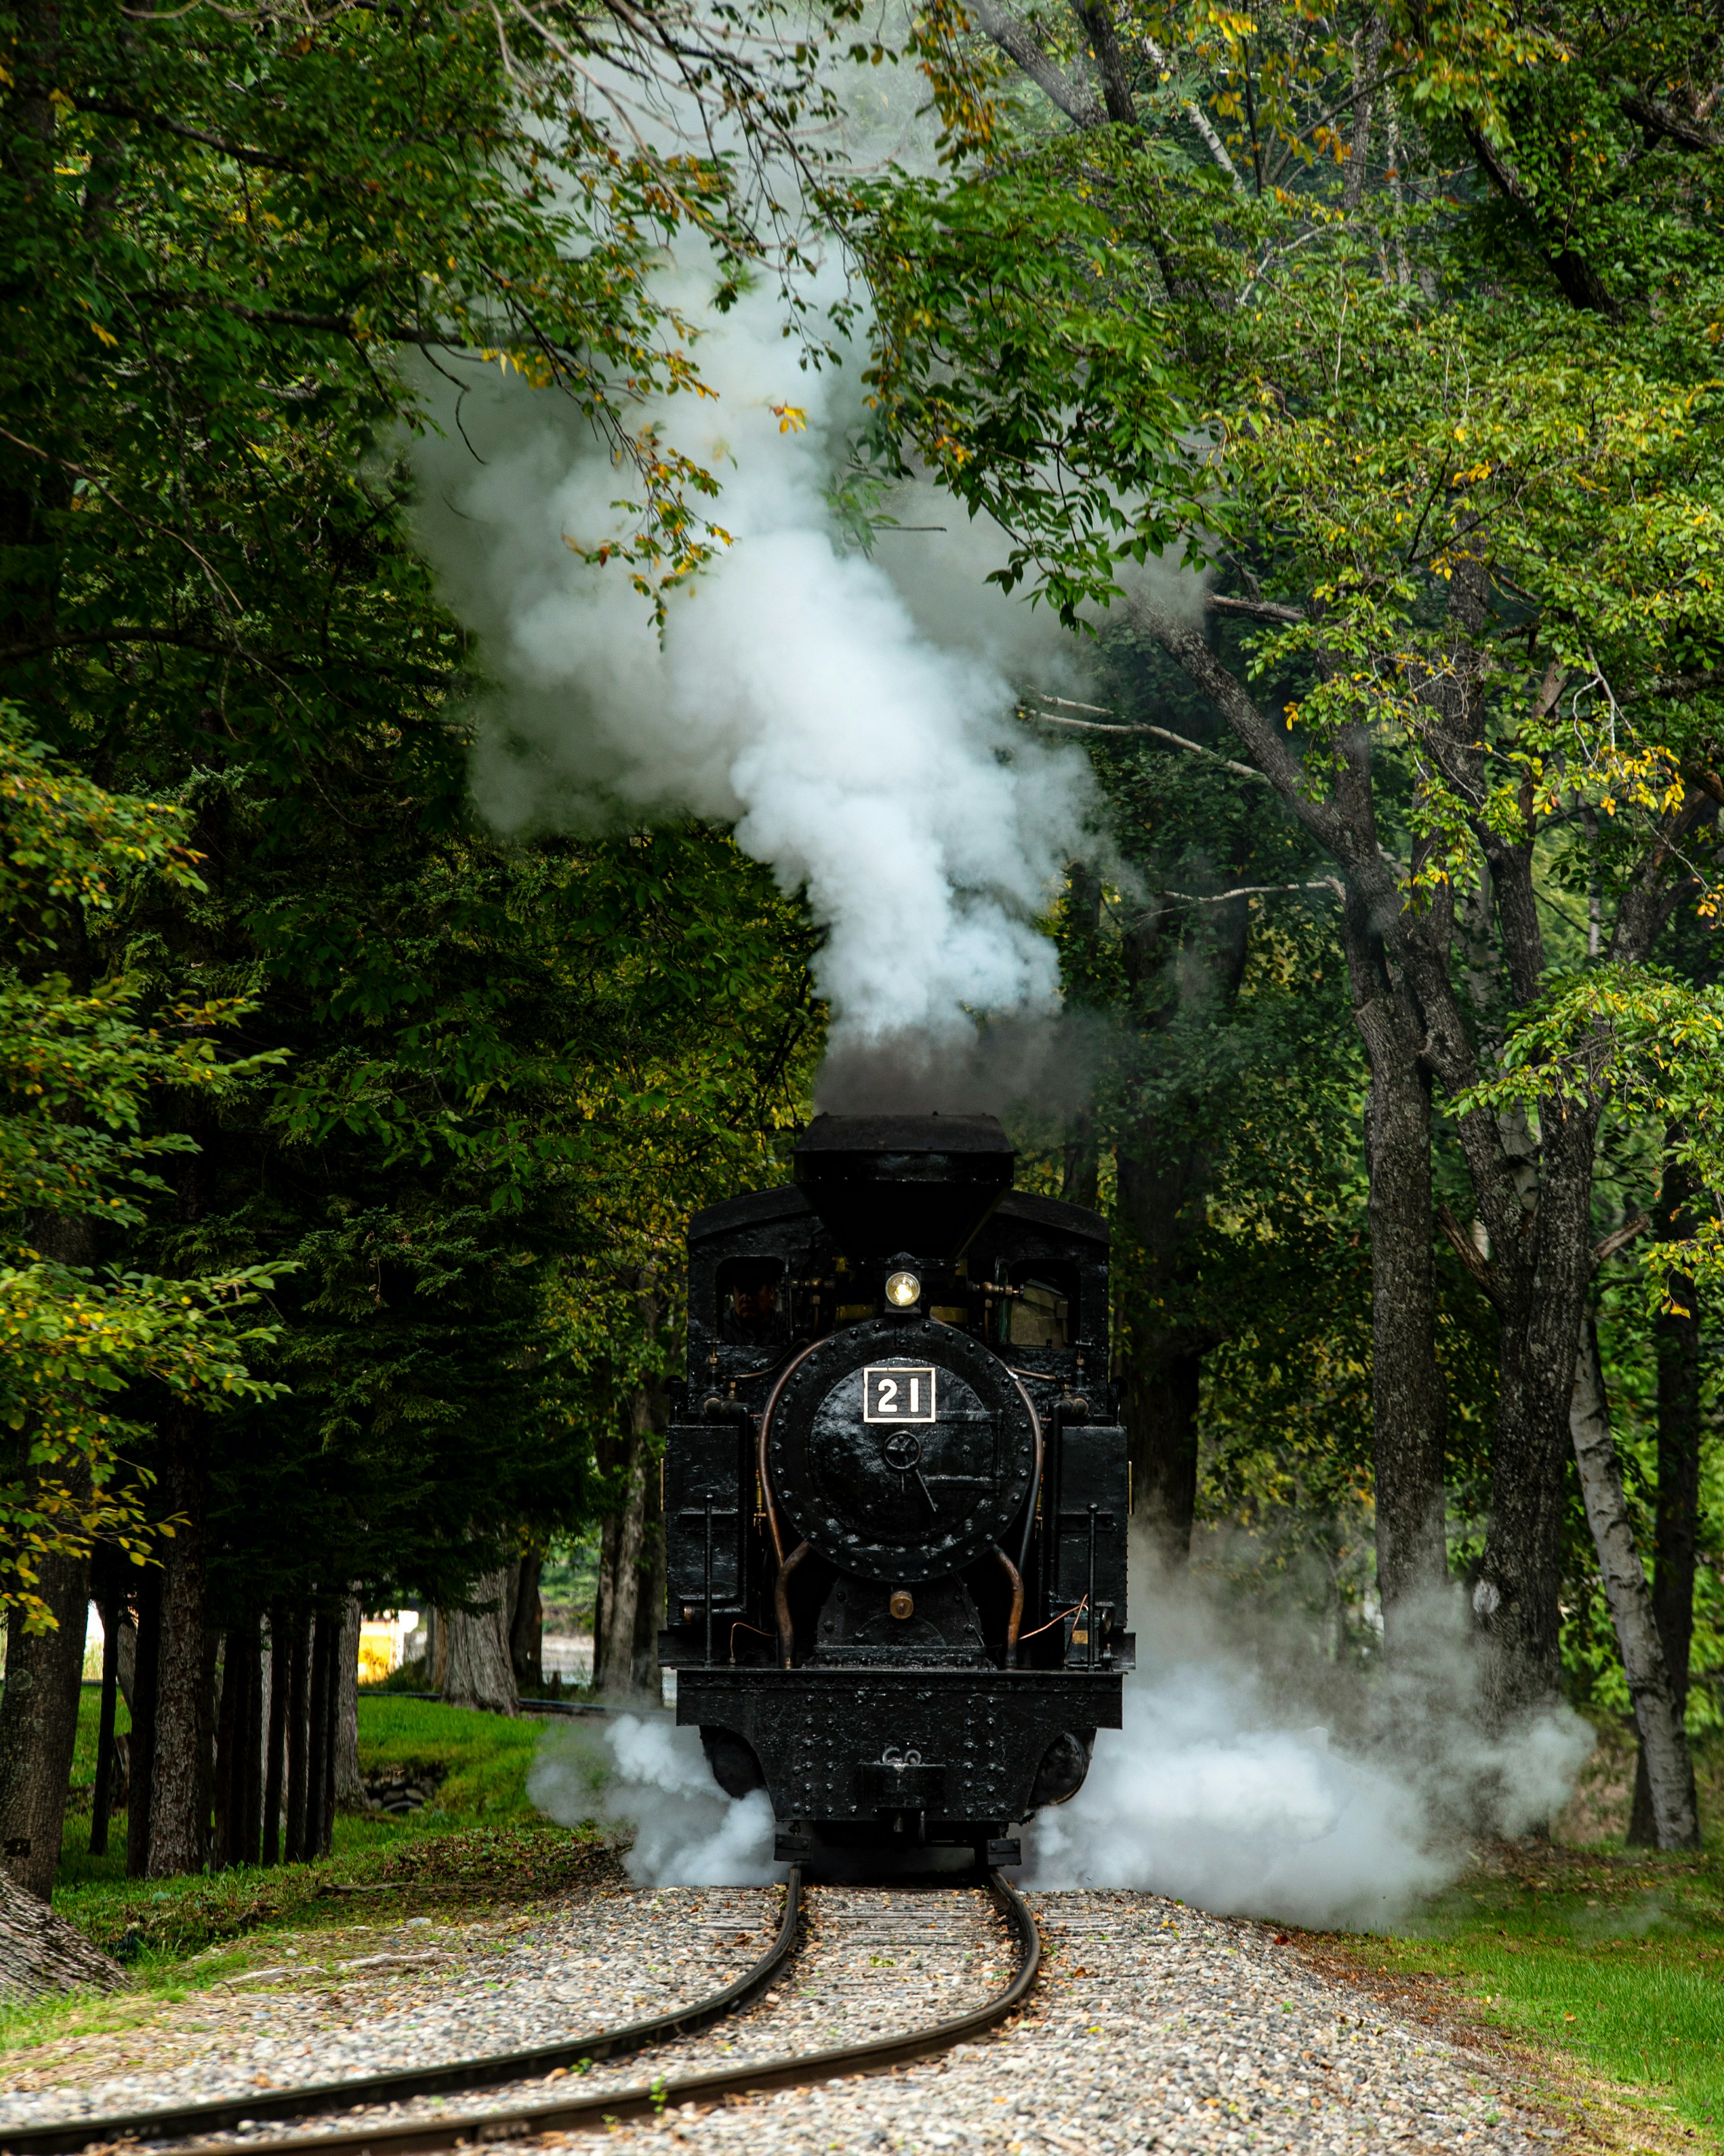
left=660, top=1113, right=1132, bottom=1874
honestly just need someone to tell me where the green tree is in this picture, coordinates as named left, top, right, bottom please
left=0, top=704, right=285, bottom=1926
left=854, top=0, right=1724, bottom=1752
left=0, top=0, right=851, bottom=1888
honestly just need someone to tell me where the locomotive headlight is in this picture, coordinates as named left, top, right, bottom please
left=884, top=1269, right=921, bottom=1309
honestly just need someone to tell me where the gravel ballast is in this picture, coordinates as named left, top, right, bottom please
left=537, top=1888, right=1549, bottom=2156
left=0, top=1887, right=1547, bottom=2153
left=0, top=1888, right=781, bottom=2127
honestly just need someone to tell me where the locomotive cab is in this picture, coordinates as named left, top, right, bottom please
left=662, top=1113, right=1132, bottom=1875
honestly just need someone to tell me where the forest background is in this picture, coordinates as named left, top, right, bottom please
left=1, top=0, right=1722, bottom=1969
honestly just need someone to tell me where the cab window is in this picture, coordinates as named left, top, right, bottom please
left=717, top=1257, right=787, bottom=1347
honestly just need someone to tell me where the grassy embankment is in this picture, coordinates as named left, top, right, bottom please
left=1315, top=1730, right=1724, bottom=2151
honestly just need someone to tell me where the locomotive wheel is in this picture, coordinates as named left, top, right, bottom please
left=1028, top=1728, right=1095, bottom=1808
left=701, top=1725, right=766, bottom=1797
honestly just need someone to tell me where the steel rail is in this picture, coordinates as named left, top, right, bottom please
left=168, top=1872, right=1041, bottom=2155
left=18, top=1872, right=1040, bottom=2156
left=0, top=1873, right=806, bottom=2156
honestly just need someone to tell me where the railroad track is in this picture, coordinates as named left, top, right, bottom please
left=0, top=1874, right=1041, bottom=2156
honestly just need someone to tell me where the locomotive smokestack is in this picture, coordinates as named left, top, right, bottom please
left=791, top=1111, right=1014, bottom=1264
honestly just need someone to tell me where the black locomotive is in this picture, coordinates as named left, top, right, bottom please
left=660, top=1112, right=1132, bottom=1875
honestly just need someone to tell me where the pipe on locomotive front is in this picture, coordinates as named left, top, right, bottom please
left=992, top=1546, right=1025, bottom=1667
left=1010, top=1369, right=1047, bottom=1587
left=774, top=1541, right=811, bottom=1667
left=757, top=1338, right=823, bottom=1568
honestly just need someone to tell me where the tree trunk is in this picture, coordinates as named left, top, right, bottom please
left=1119, top=1343, right=1203, bottom=1561
left=1361, top=1049, right=1449, bottom=1632
left=595, top=1451, right=650, bottom=1699
left=262, top=1599, right=288, bottom=1867
left=1630, top=1151, right=1704, bottom=1845
left=0, top=1547, right=91, bottom=1901
left=240, top=1625, right=264, bottom=1867
left=321, top=1609, right=340, bottom=1852
left=213, top=1633, right=242, bottom=1868
left=1340, top=14, right=1389, bottom=211
left=1474, top=1104, right=1603, bottom=1721
left=0, top=1867, right=122, bottom=1999
left=335, top=1594, right=361, bottom=1804
left=114, top=1602, right=136, bottom=1715
left=632, top=1465, right=666, bottom=1699
left=220, top=1617, right=259, bottom=1869
left=441, top=1571, right=519, bottom=1715
left=283, top=1604, right=310, bottom=1863
left=127, top=1567, right=161, bottom=1877
left=1112, top=892, right=1250, bottom=1566
left=1060, top=862, right=1104, bottom=1214
left=304, top=1606, right=331, bottom=1860
left=509, top=1554, right=544, bottom=1693
left=89, top=1587, right=120, bottom=1856
left=1570, top=1314, right=1698, bottom=1847
left=146, top=1415, right=209, bottom=1878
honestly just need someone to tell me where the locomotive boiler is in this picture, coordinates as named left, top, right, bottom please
left=660, top=1113, right=1132, bottom=1875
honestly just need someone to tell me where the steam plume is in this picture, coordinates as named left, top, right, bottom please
left=407, top=267, right=1099, bottom=1059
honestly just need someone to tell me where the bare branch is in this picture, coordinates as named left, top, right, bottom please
left=1017, top=703, right=1271, bottom=783
left=1592, top=1212, right=1653, bottom=1270
left=1438, top=1204, right=1506, bottom=1308
left=1164, top=879, right=1340, bottom=903
left=1206, top=591, right=1307, bottom=625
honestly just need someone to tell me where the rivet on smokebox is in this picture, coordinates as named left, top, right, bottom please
left=889, top=1590, right=915, bottom=1621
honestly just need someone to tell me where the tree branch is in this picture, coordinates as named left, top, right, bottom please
left=1126, top=600, right=1350, bottom=851
left=1165, top=879, right=1340, bottom=903
left=141, top=292, right=458, bottom=346
left=1464, top=126, right=1620, bottom=317
left=1206, top=591, right=1307, bottom=624
left=1018, top=702, right=1271, bottom=783
left=967, top=0, right=1105, bottom=127
left=1438, top=1204, right=1506, bottom=1308
left=71, top=97, right=303, bottom=173
left=1592, top=1212, right=1652, bottom=1270
left=1619, top=88, right=1724, bottom=152
left=1069, top=0, right=1138, bottom=125
left=1141, top=32, right=1244, bottom=191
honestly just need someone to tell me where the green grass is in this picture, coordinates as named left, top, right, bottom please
left=51, top=1691, right=581, bottom=1958
left=1333, top=1846, right=1724, bottom=2147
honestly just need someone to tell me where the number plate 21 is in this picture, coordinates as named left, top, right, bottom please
left=863, top=1366, right=937, bottom=1423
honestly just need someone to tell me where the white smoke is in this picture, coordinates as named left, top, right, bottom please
left=529, top=1713, right=783, bottom=1886
left=407, top=260, right=1105, bottom=1058
left=1018, top=1559, right=1592, bottom=1927
left=1023, top=1671, right=1446, bottom=1930
left=527, top=1574, right=1592, bottom=1927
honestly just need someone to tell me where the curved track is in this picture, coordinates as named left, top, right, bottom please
left=0, top=1877, right=805, bottom=2156
left=0, top=1873, right=1041, bottom=2156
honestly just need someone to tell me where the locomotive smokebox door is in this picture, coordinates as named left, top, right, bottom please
left=767, top=1319, right=1037, bottom=1584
